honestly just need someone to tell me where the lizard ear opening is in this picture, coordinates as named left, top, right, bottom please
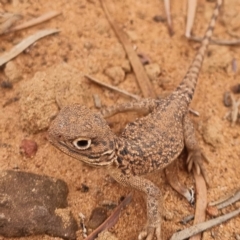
left=73, top=138, right=91, bottom=150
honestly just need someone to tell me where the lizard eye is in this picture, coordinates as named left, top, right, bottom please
left=73, top=138, right=91, bottom=150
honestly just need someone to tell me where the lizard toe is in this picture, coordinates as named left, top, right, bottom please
left=187, top=150, right=209, bottom=186
left=138, top=226, right=161, bottom=240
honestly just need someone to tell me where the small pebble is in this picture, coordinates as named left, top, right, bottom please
left=93, top=94, right=102, bottom=109
left=163, top=210, right=173, bottom=221
left=19, top=139, right=38, bottom=158
left=121, top=60, right=131, bottom=73
left=145, top=63, right=161, bottom=81
left=87, top=207, right=107, bottom=229
left=231, top=84, right=240, bottom=94
left=202, top=117, right=224, bottom=147
left=104, top=66, right=125, bottom=85
left=78, top=183, right=89, bottom=193
left=206, top=205, right=219, bottom=217
left=223, top=91, right=232, bottom=107
left=153, top=15, right=166, bottom=22
left=235, top=201, right=240, bottom=208
left=84, top=42, right=93, bottom=50
left=4, top=61, right=22, bottom=83
left=1, top=80, right=13, bottom=89
left=138, top=53, right=151, bottom=65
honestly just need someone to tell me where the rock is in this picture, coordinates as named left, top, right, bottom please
left=145, top=63, right=161, bottom=81
left=206, top=206, right=219, bottom=217
left=84, top=41, right=93, bottom=50
left=0, top=170, right=78, bottom=239
left=202, top=117, right=224, bottom=147
left=77, top=183, right=89, bottom=193
left=19, top=139, right=38, bottom=158
left=104, top=66, right=125, bottom=85
left=4, top=61, right=22, bottom=83
left=92, top=94, right=102, bottom=109
left=96, top=230, right=118, bottom=240
left=87, top=207, right=107, bottom=229
left=163, top=210, right=173, bottom=221
left=19, top=63, right=92, bottom=133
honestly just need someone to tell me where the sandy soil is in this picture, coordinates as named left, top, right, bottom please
left=0, top=0, right=240, bottom=240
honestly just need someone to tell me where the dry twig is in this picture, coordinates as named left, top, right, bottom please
left=6, top=11, right=61, bottom=33
left=188, top=36, right=240, bottom=46
left=188, top=168, right=208, bottom=240
left=0, top=29, right=60, bottom=66
left=85, top=75, right=140, bottom=100
left=163, top=0, right=173, bottom=35
left=85, top=193, right=132, bottom=240
left=180, top=215, right=194, bottom=225
left=185, top=0, right=197, bottom=38
left=209, top=189, right=240, bottom=210
left=189, top=108, right=199, bottom=117
left=100, top=0, right=156, bottom=98
left=170, top=208, right=240, bottom=240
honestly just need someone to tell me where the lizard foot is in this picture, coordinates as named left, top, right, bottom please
left=138, top=225, right=161, bottom=240
left=187, top=150, right=209, bottom=186
left=188, top=186, right=195, bottom=205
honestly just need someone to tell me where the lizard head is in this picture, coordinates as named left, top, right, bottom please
left=48, top=104, right=117, bottom=167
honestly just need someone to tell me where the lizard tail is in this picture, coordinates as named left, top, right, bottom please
left=174, top=0, right=222, bottom=105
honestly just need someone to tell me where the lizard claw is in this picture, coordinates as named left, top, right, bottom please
left=187, top=150, right=209, bottom=186
left=138, top=225, right=161, bottom=240
left=188, top=186, right=195, bottom=205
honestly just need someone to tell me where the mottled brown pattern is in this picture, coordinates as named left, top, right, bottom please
left=48, top=1, right=222, bottom=239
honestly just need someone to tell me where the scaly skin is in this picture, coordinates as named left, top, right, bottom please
left=48, top=1, right=222, bottom=239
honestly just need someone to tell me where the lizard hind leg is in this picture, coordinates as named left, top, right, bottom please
left=165, top=162, right=195, bottom=205
left=183, top=115, right=209, bottom=185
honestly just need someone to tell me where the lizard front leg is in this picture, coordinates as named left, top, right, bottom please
left=100, top=98, right=156, bottom=118
left=109, top=168, right=161, bottom=240
left=183, top=115, right=208, bottom=185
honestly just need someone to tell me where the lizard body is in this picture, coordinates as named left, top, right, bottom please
left=48, top=1, right=222, bottom=239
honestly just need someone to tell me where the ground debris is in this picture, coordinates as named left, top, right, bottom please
left=0, top=12, right=22, bottom=34
left=0, top=29, right=59, bottom=67
left=224, top=93, right=240, bottom=125
left=19, top=139, right=38, bottom=158
left=170, top=208, right=240, bottom=240
left=87, top=207, right=108, bottom=229
left=0, top=170, right=78, bottom=239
